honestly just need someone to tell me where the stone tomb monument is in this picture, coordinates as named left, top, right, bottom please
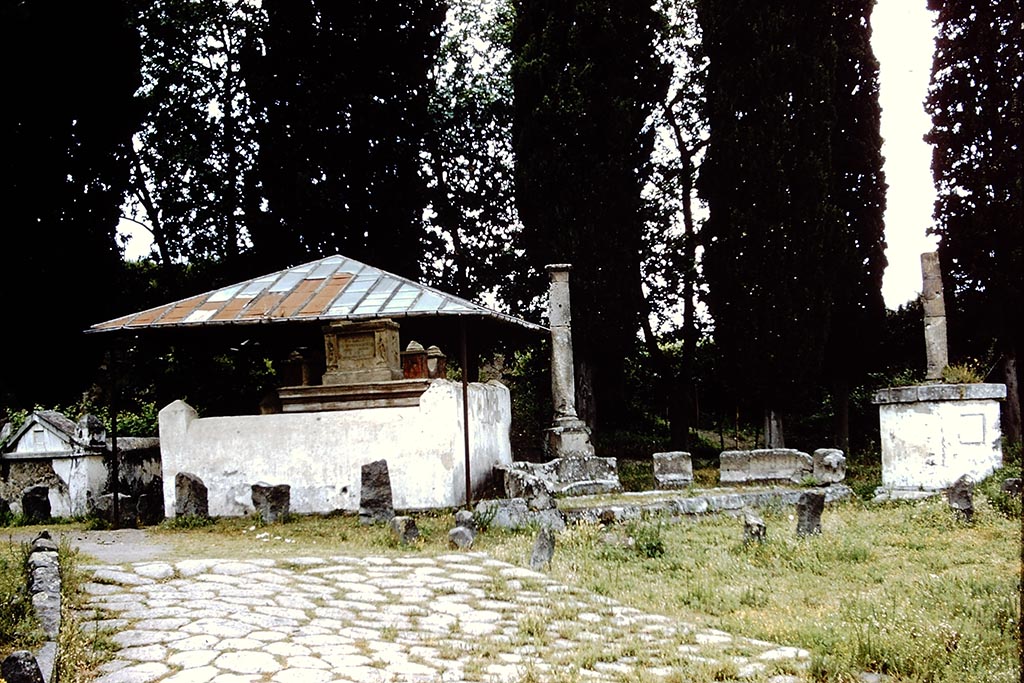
left=872, top=253, right=1005, bottom=499
left=277, top=319, right=433, bottom=412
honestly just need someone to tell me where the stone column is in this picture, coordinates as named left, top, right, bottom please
left=545, top=264, right=595, bottom=457
left=920, top=252, right=949, bottom=381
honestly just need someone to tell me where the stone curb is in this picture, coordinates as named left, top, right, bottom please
left=1, top=530, right=61, bottom=683
left=559, top=484, right=854, bottom=525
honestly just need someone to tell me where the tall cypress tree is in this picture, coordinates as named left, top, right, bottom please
left=244, top=1, right=446, bottom=279
left=925, top=0, right=1023, bottom=444
left=511, top=0, right=670, bottom=430
left=823, top=0, right=888, bottom=453
left=697, top=0, right=844, bottom=440
left=0, top=0, right=141, bottom=409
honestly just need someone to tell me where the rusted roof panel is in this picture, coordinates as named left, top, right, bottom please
left=88, top=254, right=547, bottom=334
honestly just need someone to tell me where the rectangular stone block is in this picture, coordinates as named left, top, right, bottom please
left=720, top=449, right=812, bottom=484
left=652, top=451, right=693, bottom=489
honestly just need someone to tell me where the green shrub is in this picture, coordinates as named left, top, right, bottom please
left=942, top=361, right=985, bottom=384
left=627, top=519, right=666, bottom=559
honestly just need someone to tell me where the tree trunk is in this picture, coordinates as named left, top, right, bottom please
left=833, top=383, right=850, bottom=455
left=763, top=408, right=785, bottom=448
left=576, top=359, right=597, bottom=433
left=1002, top=349, right=1022, bottom=447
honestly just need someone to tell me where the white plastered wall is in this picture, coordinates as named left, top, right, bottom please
left=159, top=379, right=512, bottom=518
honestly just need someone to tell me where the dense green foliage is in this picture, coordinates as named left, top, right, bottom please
left=129, top=0, right=263, bottom=267
left=511, top=0, right=671, bottom=430
left=697, top=0, right=844, bottom=416
left=0, top=0, right=141, bottom=410
left=244, top=1, right=445, bottom=280
left=925, top=0, right=1023, bottom=444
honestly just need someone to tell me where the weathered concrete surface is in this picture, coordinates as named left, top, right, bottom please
left=812, top=449, right=846, bottom=484
left=920, top=252, right=949, bottom=381
left=159, top=379, right=512, bottom=517
left=499, top=455, right=622, bottom=499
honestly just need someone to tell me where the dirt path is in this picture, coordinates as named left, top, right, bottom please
left=3, top=528, right=173, bottom=564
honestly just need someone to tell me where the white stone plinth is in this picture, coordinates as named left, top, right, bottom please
left=873, top=383, right=1005, bottom=492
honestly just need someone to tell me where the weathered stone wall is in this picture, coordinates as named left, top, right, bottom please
left=159, top=379, right=513, bottom=518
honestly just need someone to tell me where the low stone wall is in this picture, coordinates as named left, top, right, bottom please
left=159, top=379, right=513, bottom=517
left=560, top=485, right=854, bottom=525
left=1, top=531, right=61, bottom=683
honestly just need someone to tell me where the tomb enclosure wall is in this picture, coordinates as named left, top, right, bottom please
left=158, top=379, right=512, bottom=517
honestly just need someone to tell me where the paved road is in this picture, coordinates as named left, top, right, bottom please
left=78, top=552, right=809, bottom=683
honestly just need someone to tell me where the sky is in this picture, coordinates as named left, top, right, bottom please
left=119, top=2, right=942, bottom=312
left=871, top=0, right=940, bottom=310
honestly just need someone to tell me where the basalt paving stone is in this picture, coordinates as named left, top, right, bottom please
left=83, top=553, right=811, bottom=682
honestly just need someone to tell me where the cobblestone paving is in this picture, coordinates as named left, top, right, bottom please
left=79, top=553, right=808, bottom=683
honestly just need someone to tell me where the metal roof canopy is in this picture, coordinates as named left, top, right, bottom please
left=87, top=254, right=547, bottom=336
left=85, top=254, right=549, bottom=517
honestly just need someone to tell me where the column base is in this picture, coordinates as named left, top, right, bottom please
left=545, top=420, right=595, bottom=458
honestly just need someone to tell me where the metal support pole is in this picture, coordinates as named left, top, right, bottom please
left=110, top=347, right=120, bottom=530
left=460, top=319, right=472, bottom=508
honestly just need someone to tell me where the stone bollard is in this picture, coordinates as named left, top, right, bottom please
left=947, top=474, right=975, bottom=522
left=1000, top=477, right=1021, bottom=498
left=21, top=486, right=51, bottom=525
left=529, top=527, right=556, bottom=571
left=1, top=650, right=45, bottom=683
left=448, top=526, right=475, bottom=550
left=389, top=516, right=420, bottom=545
left=175, top=472, right=209, bottom=518
left=359, top=460, right=395, bottom=525
left=449, top=509, right=477, bottom=549
left=251, top=482, right=291, bottom=523
left=743, top=509, right=767, bottom=544
left=796, top=490, right=826, bottom=536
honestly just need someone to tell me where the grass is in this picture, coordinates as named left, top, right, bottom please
left=484, top=491, right=1020, bottom=683
left=0, top=537, right=39, bottom=661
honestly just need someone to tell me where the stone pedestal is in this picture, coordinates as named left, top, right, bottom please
left=545, top=420, right=595, bottom=459
left=322, top=319, right=402, bottom=385
left=873, top=383, right=1005, bottom=498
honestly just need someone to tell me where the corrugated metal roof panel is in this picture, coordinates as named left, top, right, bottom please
left=87, top=254, right=547, bottom=334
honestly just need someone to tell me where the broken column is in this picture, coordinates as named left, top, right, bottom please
left=921, top=252, right=949, bottom=381
left=545, top=264, right=595, bottom=458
